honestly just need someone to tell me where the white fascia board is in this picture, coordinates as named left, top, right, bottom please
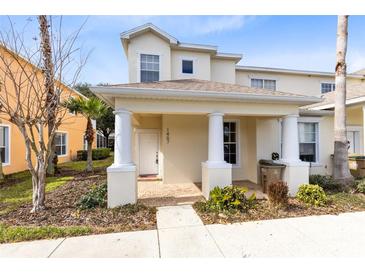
left=120, top=23, right=178, bottom=44
left=91, top=86, right=322, bottom=106
left=310, top=96, right=365, bottom=110
left=236, top=65, right=365, bottom=79
left=214, top=52, right=243, bottom=62
left=176, top=42, right=217, bottom=52
left=299, top=109, right=334, bottom=116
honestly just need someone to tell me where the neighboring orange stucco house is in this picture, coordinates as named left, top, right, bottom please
left=0, top=46, right=92, bottom=175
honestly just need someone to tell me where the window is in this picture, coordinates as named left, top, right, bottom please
left=182, top=60, right=193, bottom=74
left=223, top=121, right=238, bottom=165
left=347, top=130, right=361, bottom=154
left=299, top=122, right=318, bottom=162
left=97, top=133, right=107, bottom=148
left=0, top=126, right=9, bottom=164
left=251, top=78, right=276, bottom=91
left=55, top=132, right=67, bottom=156
left=321, top=83, right=335, bottom=94
left=140, top=54, right=159, bottom=82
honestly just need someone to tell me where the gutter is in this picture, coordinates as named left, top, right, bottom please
left=91, top=86, right=322, bottom=106
left=299, top=109, right=334, bottom=116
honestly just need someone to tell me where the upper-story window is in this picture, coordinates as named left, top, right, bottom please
left=321, top=82, right=335, bottom=94
left=251, top=78, right=276, bottom=91
left=140, top=54, right=159, bottom=82
left=182, top=60, right=193, bottom=74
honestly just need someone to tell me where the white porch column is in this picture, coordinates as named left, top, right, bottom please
left=281, top=114, right=300, bottom=163
left=107, top=109, right=137, bottom=208
left=279, top=114, right=309, bottom=196
left=208, top=112, right=225, bottom=163
left=202, top=112, right=232, bottom=199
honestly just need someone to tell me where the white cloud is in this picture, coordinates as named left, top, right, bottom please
left=348, top=50, right=365, bottom=73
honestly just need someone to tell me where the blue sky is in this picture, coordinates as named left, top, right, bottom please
left=2, top=15, right=365, bottom=85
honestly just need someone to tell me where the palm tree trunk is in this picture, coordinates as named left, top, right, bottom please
left=333, top=15, right=353, bottom=186
left=85, top=117, right=94, bottom=172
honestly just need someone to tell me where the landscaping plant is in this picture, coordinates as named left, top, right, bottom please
left=356, top=180, right=365, bottom=194
left=296, top=184, right=327, bottom=207
left=77, top=183, right=107, bottom=209
left=309, top=174, right=343, bottom=192
left=268, top=181, right=288, bottom=207
left=204, top=186, right=256, bottom=213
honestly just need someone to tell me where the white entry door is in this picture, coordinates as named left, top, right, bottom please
left=139, top=132, right=159, bottom=175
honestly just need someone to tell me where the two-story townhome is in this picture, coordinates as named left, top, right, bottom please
left=92, top=23, right=365, bottom=208
left=0, top=45, right=93, bottom=174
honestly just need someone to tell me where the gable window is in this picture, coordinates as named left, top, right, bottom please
left=251, top=78, right=276, bottom=91
left=298, top=122, right=318, bottom=162
left=223, top=121, right=238, bottom=165
left=140, top=54, right=159, bottom=82
left=182, top=60, right=193, bottom=74
left=321, top=83, right=335, bottom=94
left=55, top=132, right=67, bottom=156
left=0, top=126, right=9, bottom=164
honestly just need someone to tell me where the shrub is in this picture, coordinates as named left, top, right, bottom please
left=309, top=174, right=343, bottom=192
left=268, top=181, right=288, bottom=207
left=204, top=186, right=256, bottom=213
left=296, top=184, right=327, bottom=207
left=357, top=181, right=365, bottom=194
left=77, top=148, right=111, bottom=161
left=77, top=183, right=107, bottom=210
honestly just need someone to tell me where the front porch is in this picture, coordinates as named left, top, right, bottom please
left=138, top=180, right=267, bottom=207
left=92, top=79, right=320, bottom=208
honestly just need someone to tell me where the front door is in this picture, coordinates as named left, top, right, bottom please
left=139, top=132, right=159, bottom=175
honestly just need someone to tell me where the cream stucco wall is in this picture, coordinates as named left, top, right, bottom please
left=236, top=70, right=365, bottom=97
left=127, top=32, right=171, bottom=83
left=211, top=59, right=236, bottom=84
left=171, top=50, right=211, bottom=81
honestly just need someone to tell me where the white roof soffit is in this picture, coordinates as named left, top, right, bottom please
left=91, top=86, right=322, bottom=106
left=236, top=65, right=365, bottom=79
left=120, top=23, right=178, bottom=45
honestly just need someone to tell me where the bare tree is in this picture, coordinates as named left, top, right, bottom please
left=0, top=17, right=87, bottom=212
left=333, top=15, right=353, bottom=186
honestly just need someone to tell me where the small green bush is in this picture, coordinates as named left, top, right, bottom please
left=76, top=148, right=111, bottom=161
left=296, top=184, right=327, bottom=207
left=309, top=174, right=343, bottom=192
left=204, top=186, right=256, bottom=213
left=357, top=181, right=365, bottom=194
left=77, top=183, right=107, bottom=210
left=268, top=181, right=288, bottom=207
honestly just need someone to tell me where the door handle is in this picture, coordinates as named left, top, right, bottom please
left=155, top=152, right=159, bottom=164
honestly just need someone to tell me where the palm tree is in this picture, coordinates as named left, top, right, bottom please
left=333, top=15, right=353, bottom=186
left=65, top=97, right=107, bottom=171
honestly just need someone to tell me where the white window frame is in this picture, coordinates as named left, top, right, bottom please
left=298, top=117, right=321, bottom=165
left=138, top=52, right=161, bottom=83
left=250, top=78, right=277, bottom=91
left=320, top=82, right=336, bottom=94
left=0, top=124, right=10, bottom=166
left=55, top=131, right=68, bottom=157
left=223, top=119, right=240, bottom=168
left=347, top=125, right=363, bottom=154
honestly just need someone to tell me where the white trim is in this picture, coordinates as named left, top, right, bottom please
left=0, top=124, right=11, bottom=166
left=176, top=42, right=217, bottom=52
left=180, top=57, right=195, bottom=76
left=310, top=96, right=365, bottom=110
left=223, top=119, right=240, bottom=168
left=55, top=131, right=68, bottom=157
left=135, top=129, right=161, bottom=177
left=236, top=65, right=365, bottom=79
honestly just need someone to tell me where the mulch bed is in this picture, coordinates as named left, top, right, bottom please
left=194, top=195, right=365, bottom=225
left=1, top=169, right=156, bottom=232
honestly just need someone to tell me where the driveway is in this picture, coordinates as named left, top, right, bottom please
left=1, top=205, right=365, bottom=257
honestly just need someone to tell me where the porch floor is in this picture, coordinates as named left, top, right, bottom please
left=137, top=180, right=267, bottom=207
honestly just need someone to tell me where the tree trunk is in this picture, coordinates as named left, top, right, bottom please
left=31, top=157, right=46, bottom=212
left=333, top=15, right=353, bottom=187
left=85, top=117, right=94, bottom=172
left=38, top=15, right=57, bottom=176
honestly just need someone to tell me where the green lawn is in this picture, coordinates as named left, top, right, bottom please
left=0, top=156, right=113, bottom=215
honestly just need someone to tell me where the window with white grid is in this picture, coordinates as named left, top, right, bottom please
left=223, top=121, right=238, bottom=165
left=140, top=54, right=159, bottom=82
left=251, top=78, right=276, bottom=91
left=321, top=83, right=335, bottom=94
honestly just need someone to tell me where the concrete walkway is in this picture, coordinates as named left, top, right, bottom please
left=1, top=206, right=365, bottom=257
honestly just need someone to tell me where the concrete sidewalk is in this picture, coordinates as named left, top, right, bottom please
left=1, top=206, right=365, bottom=257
